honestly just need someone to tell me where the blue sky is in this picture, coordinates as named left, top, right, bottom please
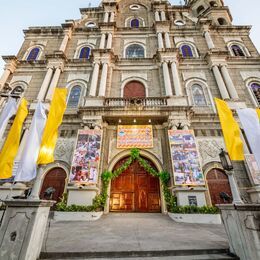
left=0, top=0, right=259, bottom=72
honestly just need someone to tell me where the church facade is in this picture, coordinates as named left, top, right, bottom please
left=0, top=0, right=260, bottom=212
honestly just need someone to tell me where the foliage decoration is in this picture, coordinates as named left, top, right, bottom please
left=169, top=205, right=219, bottom=214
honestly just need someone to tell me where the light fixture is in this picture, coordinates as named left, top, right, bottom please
left=118, top=119, right=122, bottom=123
left=219, top=149, right=233, bottom=171
left=133, top=119, right=137, bottom=123
left=148, top=119, right=151, bottom=123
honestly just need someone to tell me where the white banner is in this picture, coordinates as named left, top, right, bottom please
left=0, top=98, right=17, bottom=141
left=15, top=102, right=47, bottom=182
left=237, top=108, right=260, bottom=169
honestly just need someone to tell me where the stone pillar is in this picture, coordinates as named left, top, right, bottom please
left=165, top=32, right=171, bottom=48
left=171, top=61, right=183, bottom=96
left=155, top=11, right=160, bottom=21
left=104, top=12, right=109, bottom=23
left=98, top=62, right=108, bottom=97
left=110, top=12, right=115, bottom=22
left=106, top=33, right=113, bottom=49
left=0, top=60, right=17, bottom=90
left=204, top=31, right=215, bottom=49
left=99, top=33, right=106, bottom=49
left=162, top=61, right=173, bottom=96
left=220, top=65, right=239, bottom=99
left=157, top=32, right=164, bottom=49
left=45, top=66, right=63, bottom=101
left=161, top=11, right=166, bottom=21
left=37, top=67, right=54, bottom=101
left=59, top=29, right=72, bottom=52
left=212, top=65, right=230, bottom=100
left=89, top=62, right=100, bottom=97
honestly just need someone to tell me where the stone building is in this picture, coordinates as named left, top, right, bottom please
left=0, top=0, right=259, bottom=213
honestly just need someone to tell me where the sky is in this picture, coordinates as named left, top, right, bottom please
left=0, top=0, right=259, bottom=72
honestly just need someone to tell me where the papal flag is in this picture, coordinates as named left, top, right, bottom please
left=215, top=98, right=244, bottom=161
left=257, top=109, right=260, bottom=120
left=15, top=102, right=47, bottom=182
left=237, top=108, right=260, bottom=168
left=37, top=88, right=67, bottom=165
left=0, top=99, right=28, bottom=179
left=0, top=98, right=17, bottom=141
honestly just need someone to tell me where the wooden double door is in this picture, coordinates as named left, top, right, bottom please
left=110, top=158, right=161, bottom=213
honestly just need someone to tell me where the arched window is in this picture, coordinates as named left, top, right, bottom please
left=210, top=1, right=218, bottom=7
left=27, top=47, right=40, bottom=61
left=86, top=22, right=96, bottom=28
left=131, top=19, right=140, bottom=28
left=231, top=45, right=245, bottom=57
left=125, top=44, right=145, bottom=58
left=181, top=45, right=193, bottom=58
left=67, top=86, right=82, bottom=108
left=218, top=18, right=227, bottom=25
left=250, top=83, right=260, bottom=106
left=11, top=86, right=24, bottom=97
left=79, top=47, right=91, bottom=59
left=192, top=84, right=207, bottom=106
left=123, top=81, right=146, bottom=98
left=197, top=5, right=205, bottom=14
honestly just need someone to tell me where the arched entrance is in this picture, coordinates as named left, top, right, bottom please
left=206, top=168, right=232, bottom=205
left=110, top=157, right=161, bottom=213
left=40, top=167, right=67, bottom=204
left=123, top=81, right=146, bottom=98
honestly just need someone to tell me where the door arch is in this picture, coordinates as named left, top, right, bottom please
left=123, top=81, right=146, bottom=98
left=110, top=157, right=161, bottom=212
left=40, top=167, right=67, bottom=204
left=206, top=168, right=232, bottom=205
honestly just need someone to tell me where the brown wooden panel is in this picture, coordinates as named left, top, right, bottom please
left=123, top=81, right=146, bottom=98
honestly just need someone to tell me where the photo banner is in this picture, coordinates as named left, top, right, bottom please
left=117, top=125, right=153, bottom=149
left=168, top=130, right=205, bottom=186
left=245, top=154, right=260, bottom=185
left=70, top=129, right=102, bottom=184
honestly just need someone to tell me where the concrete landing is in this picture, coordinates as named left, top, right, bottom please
left=40, top=213, right=232, bottom=259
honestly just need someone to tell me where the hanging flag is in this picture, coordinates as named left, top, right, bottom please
left=215, top=98, right=244, bottom=161
left=15, top=102, right=47, bottom=182
left=0, top=99, right=28, bottom=179
left=37, top=88, right=67, bottom=165
left=256, top=109, right=260, bottom=120
left=0, top=98, right=17, bottom=141
left=237, top=109, right=260, bottom=168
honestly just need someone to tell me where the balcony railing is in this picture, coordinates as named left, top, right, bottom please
left=104, top=97, right=168, bottom=107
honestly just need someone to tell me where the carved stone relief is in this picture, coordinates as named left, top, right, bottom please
left=54, top=138, right=76, bottom=165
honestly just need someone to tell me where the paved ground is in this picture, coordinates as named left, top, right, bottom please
left=42, top=213, right=229, bottom=254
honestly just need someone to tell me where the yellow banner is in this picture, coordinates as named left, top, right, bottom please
left=215, top=98, right=244, bottom=161
left=0, top=99, right=28, bottom=179
left=256, top=109, right=260, bottom=120
left=37, top=88, right=67, bottom=165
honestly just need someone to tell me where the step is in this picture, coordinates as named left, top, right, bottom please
left=39, top=249, right=238, bottom=259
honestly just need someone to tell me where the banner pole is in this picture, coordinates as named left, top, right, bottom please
left=29, top=165, right=45, bottom=200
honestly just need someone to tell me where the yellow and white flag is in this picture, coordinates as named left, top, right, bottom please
left=215, top=98, right=244, bottom=161
left=256, top=109, right=260, bottom=120
left=37, top=88, right=67, bottom=165
left=0, top=99, right=28, bottom=179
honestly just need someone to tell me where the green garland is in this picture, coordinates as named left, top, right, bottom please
left=92, top=148, right=176, bottom=211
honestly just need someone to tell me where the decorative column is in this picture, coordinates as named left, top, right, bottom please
left=89, top=62, right=100, bottom=97
left=110, top=12, right=115, bottom=22
left=99, top=33, right=106, bottom=49
left=204, top=30, right=215, bottom=50
left=98, top=62, right=108, bottom=97
left=161, top=11, right=166, bottom=21
left=0, top=58, right=17, bottom=90
left=106, top=33, right=113, bottom=49
left=155, top=11, right=160, bottom=21
left=220, top=65, right=239, bottom=99
left=104, top=12, right=109, bottom=23
left=212, top=65, right=230, bottom=100
left=171, top=61, right=183, bottom=96
left=157, top=32, right=164, bottom=49
left=45, top=62, right=64, bottom=101
left=165, top=32, right=171, bottom=48
left=162, top=61, right=173, bottom=96
left=37, top=66, right=54, bottom=101
left=59, top=29, right=72, bottom=52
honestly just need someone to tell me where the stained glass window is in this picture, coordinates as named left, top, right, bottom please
left=79, top=47, right=91, bottom=59
left=231, top=45, right=245, bottom=57
left=67, top=86, right=82, bottom=108
left=250, top=83, right=260, bottom=105
left=181, top=45, right=193, bottom=58
left=192, top=84, right=207, bottom=106
left=126, top=44, right=145, bottom=58
left=27, top=48, right=40, bottom=61
left=131, top=19, right=140, bottom=28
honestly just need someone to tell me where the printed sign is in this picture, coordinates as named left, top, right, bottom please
left=117, top=125, right=153, bottom=149
left=70, top=129, right=102, bottom=184
left=245, top=154, right=260, bottom=185
left=168, top=130, right=205, bottom=186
